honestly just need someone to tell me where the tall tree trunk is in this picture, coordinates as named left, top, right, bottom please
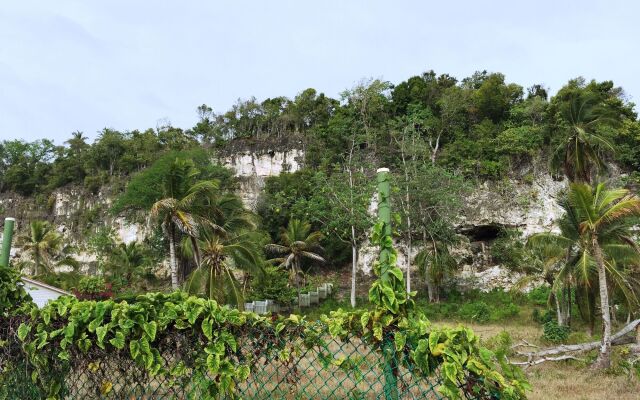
left=592, top=235, right=612, bottom=369
left=34, top=251, right=40, bottom=276
left=567, top=281, right=572, bottom=326
left=190, top=236, right=201, bottom=268
left=295, top=258, right=302, bottom=312
left=426, top=278, right=435, bottom=303
left=423, top=230, right=435, bottom=303
left=429, top=132, right=441, bottom=166
left=168, top=225, right=179, bottom=290
left=554, top=291, right=564, bottom=326
left=350, top=227, right=357, bottom=308
left=406, top=217, right=411, bottom=294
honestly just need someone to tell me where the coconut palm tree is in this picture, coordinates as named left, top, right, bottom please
left=550, top=94, right=618, bottom=183
left=415, top=243, right=457, bottom=303
left=105, top=242, right=152, bottom=288
left=523, top=232, right=577, bottom=326
left=184, top=231, right=263, bottom=307
left=16, top=220, right=78, bottom=276
left=151, top=158, right=220, bottom=289
left=530, top=194, right=640, bottom=331
left=265, top=219, right=325, bottom=302
left=531, top=183, right=640, bottom=368
left=569, top=183, right=640, bottom=368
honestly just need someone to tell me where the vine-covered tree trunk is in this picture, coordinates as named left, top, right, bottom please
left=592, top=235, right=612, bottom=368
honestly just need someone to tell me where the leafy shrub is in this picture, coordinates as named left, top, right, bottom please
left=77, top=276, right=106, bottom=294
left=9, top=291, right=528, bottom=399
left=248, top=267, right=297, bottom=305
left=532, top=308, right=554, bottom=324
left=542, top=321, right=570, bottom=343
left=527, top=286, right=550, bottom=306
left=75, top=276, right=113, bottom=300
left=457, top=301, right=492, bottom=323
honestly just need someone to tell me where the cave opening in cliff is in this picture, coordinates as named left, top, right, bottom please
left=461, top=224, right=502, bottom=242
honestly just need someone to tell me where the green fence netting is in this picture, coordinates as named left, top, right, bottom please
left=1, top=316, right=453, bottom=400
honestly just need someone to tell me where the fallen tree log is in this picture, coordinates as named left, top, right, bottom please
left=510, top=318, right=640, bottom=368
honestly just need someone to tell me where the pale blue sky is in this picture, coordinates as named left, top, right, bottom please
left=1, top=0, right=638, bottom=142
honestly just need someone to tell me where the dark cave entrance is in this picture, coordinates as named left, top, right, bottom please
left=459, top=224, right=503, bottom=242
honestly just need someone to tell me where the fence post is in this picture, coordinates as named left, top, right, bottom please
left=377, top=168, right=399, bottom=400
left=1, top=217, right=15, bottom=268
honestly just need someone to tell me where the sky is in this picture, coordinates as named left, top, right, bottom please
left=1, top=0, right=638, bottom=143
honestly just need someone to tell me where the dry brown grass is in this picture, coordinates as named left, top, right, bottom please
left=527, top=364, right=640, bottom=400
left=433, top=319, right=640, bottom=400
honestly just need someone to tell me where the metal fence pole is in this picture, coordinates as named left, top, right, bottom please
left=1, top=217, right=15, bottom=267
left=377, top=168, right=398, bottom=400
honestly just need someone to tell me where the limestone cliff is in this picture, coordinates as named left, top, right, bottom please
left=1, top=144, right=570, bottom=291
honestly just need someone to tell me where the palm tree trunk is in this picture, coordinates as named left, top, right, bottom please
left=567, top=281, right=572, bottom=326
left=34, top=251, right=41, bottom=276
left=350, top=227, right=357, bottom=308
left=190, top=236, right=201, bottom=268
left=426, top=280, right=435, bottom=302
left=168, top=225, right=179, bottom=290
left=295, top=258, right=302, bottom=311
left=592, top=235, right=612, bottom=369
left=554, top=291, right=564, bottom=326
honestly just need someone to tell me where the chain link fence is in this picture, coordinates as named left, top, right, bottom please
left=1, top=316, right=453, bottom=399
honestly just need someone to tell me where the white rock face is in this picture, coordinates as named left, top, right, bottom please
left=113, top=217, right=147, bottom=244
left=222, top=149, right=304, bottom=178
left=460, top=173, right=565, bottom=236
left=356, top=172, right=567, bottom=293
left=220, top=149, right=304, bottom=209
left=458, top=265, right=540, bottom=292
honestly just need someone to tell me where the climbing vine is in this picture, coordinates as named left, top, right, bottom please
left=2, top=286, right=529, bottom=400
left=0, top=264, right=33, bottom=318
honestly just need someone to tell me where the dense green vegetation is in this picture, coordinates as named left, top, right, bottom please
left=2, top=71, right=639, bottom=197
left=3, top=69, right=640, bottom=378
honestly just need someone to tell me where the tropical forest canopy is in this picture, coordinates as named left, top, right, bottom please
left=1, top=70, right=639, bottom=197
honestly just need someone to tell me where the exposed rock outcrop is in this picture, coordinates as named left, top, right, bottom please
left=1, top=144, right=569, bottom=292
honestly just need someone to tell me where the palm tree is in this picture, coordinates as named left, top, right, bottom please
left=415, top=243, right=457, bottom=303
left=105, top=242, right=152, bottom=287
left=524, top=231, right=576, bottom=326
left=16, top=220, right=78, bottom=276
left=530, top=194, right=640, bottom=331
left=550, top=94, right=618, bottom=183
left=265, top=219, right=326, bottom=303
left=184, top=231, right=263, bottom=307
left=532, top=184, right=640, bottom=368
left=151, top=158, right=220, bottom=289
left=569, top=183, right=640, bottom=368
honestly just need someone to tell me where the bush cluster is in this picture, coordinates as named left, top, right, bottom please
left=542, top=320, right=571, bottom=343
